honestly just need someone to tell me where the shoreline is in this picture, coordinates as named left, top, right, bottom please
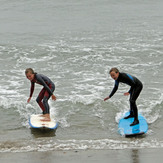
left=0, top=148, right=163, bottom=163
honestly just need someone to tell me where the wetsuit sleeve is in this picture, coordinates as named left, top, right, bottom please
left=30, top=82, right=35, bottom=97
left=36, top=75, right=53, bottom=95
left=109, top=80, right=119, bottom=98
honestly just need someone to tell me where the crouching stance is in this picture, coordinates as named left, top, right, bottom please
left=25, top=68, right=56, bottom=121
left=104, top=68, right=143, bottom=126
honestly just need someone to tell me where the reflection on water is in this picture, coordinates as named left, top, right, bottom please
left=30, top=128, right=57, bottom=138
left=131, top=149, right=139, bottom=163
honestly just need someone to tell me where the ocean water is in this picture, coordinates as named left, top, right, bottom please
left=0, top=0, right=163, bottom=152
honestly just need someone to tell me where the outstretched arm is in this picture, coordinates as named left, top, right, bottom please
left=124, top=92, right=130, bottom=96
left=104, top=81, right=119, bottom=101
left=51, top=94, right=56, bottom=101
left=27, top=97, right=31, bottom=103
left=27, top=82, right=35, bottom=103
left=104, top=96, right=110, bottom=101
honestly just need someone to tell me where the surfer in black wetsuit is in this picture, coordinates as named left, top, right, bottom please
left=25, top=68, right=56, bottom=121
left=104, top=68, right=143, bottom=126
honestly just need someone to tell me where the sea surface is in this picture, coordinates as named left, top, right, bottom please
left=0, top=0, right=163, bottom=153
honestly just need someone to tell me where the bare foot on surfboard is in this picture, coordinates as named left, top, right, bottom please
left=39, top=114, right=45, bottom=117
left=40, top=118, right=51, bottom=122
left=40, top=114, right=51, bottom=121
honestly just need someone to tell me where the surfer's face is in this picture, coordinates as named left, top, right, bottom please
left=110, top=71, right=119, bottom=80
left=26, top=72, right=34, bottom=81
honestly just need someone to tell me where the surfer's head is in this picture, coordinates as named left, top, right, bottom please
left=25, top=68, right=35, bottom=81
left=109, top=67, right=119, bottom=80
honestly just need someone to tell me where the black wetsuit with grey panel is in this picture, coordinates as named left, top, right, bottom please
left=109, top=72, right=143, bottom=120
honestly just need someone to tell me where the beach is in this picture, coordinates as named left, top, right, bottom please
left=1, top=148, right=163, bottom=163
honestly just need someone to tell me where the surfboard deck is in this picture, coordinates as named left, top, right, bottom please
left=118, top=112, right=148, bottom=137
left=29, top=114, right=58, bottom=130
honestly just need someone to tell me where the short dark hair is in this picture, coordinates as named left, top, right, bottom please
left=25, top=68, right=35, bottom=74
left=109, top=67, right=119, bottom=74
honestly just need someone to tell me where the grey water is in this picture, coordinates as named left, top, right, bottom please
left=0, top=0, right=163, bottom=152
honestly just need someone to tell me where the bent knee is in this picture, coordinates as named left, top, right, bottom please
left=43, top=97, right=48, bottom=104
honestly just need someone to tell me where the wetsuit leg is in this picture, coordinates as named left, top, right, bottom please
left=43, top=96, right=50, bottom=114
left=36, top=88, right=46, bottom=113
left=42, top=84, right=55, bottom=114
left=129, top=83, right=143, bottom=120
left=129, top=99, right=138, bottom=120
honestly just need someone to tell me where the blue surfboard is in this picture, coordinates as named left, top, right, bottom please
left=118, top=112, right=148, bottom=137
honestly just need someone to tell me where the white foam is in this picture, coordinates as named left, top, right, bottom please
left=1, top=138, right=163, bottom=152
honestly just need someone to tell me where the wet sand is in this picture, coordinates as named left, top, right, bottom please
left=0, top=148, right=162, bottom=163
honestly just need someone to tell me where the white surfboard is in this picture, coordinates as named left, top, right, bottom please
left=29, top=114, right=58, bottom=130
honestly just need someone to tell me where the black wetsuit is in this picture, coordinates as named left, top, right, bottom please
left=109, top=72, right=143, bottom=120
left=30, top=73, right=55, bottom=114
